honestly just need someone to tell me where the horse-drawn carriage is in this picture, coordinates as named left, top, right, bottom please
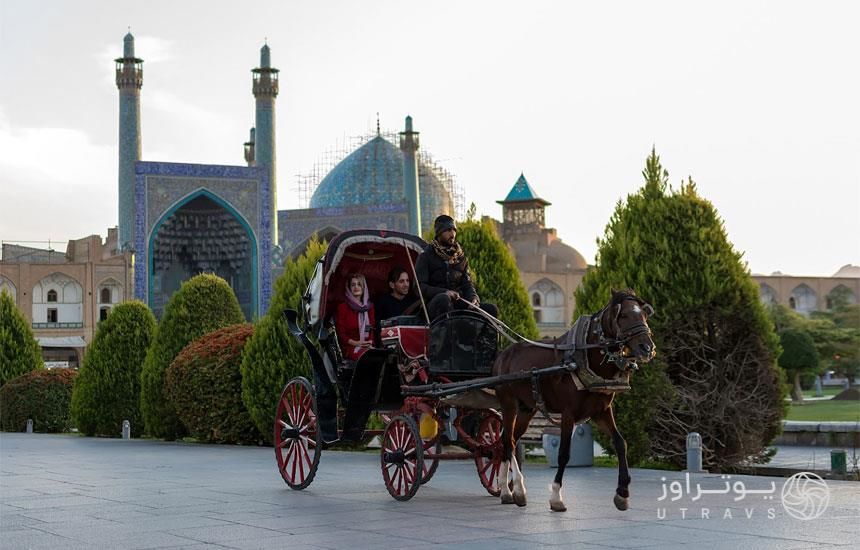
left=275, top=229, right=656, bottom=509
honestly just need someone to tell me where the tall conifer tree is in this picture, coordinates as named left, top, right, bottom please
left=575, top=148, right=784, bottom=468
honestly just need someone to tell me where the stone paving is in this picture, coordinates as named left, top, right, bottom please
left=1, top=433, right=859, bottom=549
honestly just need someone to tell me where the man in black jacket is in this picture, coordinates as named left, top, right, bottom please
left=415, top=215, right=498, bottom=320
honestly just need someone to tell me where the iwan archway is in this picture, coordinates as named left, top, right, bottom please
left=148, top=190, right=257, bottom=319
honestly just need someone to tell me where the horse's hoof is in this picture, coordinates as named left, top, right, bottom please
left=501, top=494, right=515, bottom=505
left=550, top=501, right=567, bottom=512
left=513, top=492, right=527, bottom=507
left=613, top=493, right=630, bottom=511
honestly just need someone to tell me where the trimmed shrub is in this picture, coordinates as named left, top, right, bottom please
left=456, top=218, right=539, bottom=341
left=1, top=289, right=43, bottom=387
left=575, top=148, right=784, bottom=470
left=241, top=237, right=327, bottom=443
left=166, top=323, right=261, bottom=444
left=0, top=369, right=77, bottom=432
left=71, top=301, right=156, bottom=437
left=141, top=274, right=245, bottom=439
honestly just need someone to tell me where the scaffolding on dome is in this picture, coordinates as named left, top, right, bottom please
left=294, top=129, right=465, bottom=221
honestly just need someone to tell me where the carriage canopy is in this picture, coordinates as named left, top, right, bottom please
left=303, top=230, right=427, bottom=331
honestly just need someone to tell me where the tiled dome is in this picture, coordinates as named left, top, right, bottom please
left=309, top=135, right=454, bottom=233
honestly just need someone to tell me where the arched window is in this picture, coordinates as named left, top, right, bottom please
left=826, top=285, right=856, bottom=309
left=0, top=276, right=17, bottom=303
left=789, top=284, right=817, bottom=314
left=789, top=297, right=796, bottom=309
left=529, top=278, right=566, bottom=325
left=100, top=288, right=111, bottom=304
left=759, top=284, right=778, bottom=305
left=32, top=274, right=83, bottom=327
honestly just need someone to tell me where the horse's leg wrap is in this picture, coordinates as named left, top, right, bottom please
left=510, top=456, right=527, bottom=507
left=499, top=460, right=514, bottom=504
left=549, top=482, right=566, bottom=512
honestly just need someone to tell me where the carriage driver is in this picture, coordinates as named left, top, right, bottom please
left=415, top=214, right=498, bottom=321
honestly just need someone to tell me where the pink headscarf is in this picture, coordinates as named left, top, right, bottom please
left=344, top=274, right=370, bottom=341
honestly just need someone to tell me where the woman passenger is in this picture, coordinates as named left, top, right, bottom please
left=335, top=273, right=375, bottom=362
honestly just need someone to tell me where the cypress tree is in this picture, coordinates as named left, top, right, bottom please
left=71, top=301, right=156, bottom=437
left=241, top=237, right=327, bottom=442
left=140, top=274, right=245, bottom=439
left=0, top=289, right=43, bottom=387
left=456, top=218, right=539, bottom=341
left=575, top=148, right=784, bottom=469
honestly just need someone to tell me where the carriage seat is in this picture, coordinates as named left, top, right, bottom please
left=380, top=315, right=424, bottom=328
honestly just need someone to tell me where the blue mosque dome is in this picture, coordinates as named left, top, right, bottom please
left=309, top=135, right=454, bottom=234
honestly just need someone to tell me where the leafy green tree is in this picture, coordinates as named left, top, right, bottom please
left=0, top=289, right=43, bottom=387
left=140, top=274, right=245, bottom=439
left=71, top=301, right=156, bottom=437
left=810, top=303, right=860, bottom=387
left=778, top=328, right=820, bottom=402
left=241, top=237, right=327, bottom=442
left=166, top=323, right=261, bottom=444
left=456, top=218, right=539, bottom=341
left=575, top=148, right=784, bottom=469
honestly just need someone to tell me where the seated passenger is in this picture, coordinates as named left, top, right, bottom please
left=335, top=273, right=375, bottom=362
left=375, top=267, right=421, bottom=327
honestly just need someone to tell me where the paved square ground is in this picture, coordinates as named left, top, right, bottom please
left=1, top=433, right=858, bottom=549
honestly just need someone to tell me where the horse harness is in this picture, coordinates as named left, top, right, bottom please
left=527, top=301, right=652, bottom=427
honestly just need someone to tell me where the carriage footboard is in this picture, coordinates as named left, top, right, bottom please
left=402, top=363, right=575, bottom=399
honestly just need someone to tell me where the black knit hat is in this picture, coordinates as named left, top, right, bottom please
left=434, top=214, right=457, bottom=236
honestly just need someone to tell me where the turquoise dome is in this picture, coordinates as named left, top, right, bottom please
left=309, top=136, right=454, bottom=233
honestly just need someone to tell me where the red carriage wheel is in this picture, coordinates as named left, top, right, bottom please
left=274, top=377, right=321, bottom=490
left=381, top=415, right=424, bottom=501
left=474, top=412, right=504, bottom=497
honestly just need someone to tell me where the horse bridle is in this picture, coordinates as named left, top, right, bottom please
left=592, top=297, right=655, bottom=371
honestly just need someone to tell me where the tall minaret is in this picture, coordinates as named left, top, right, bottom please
left=252, top=43, right=278, bottom=244
left=115, top=32, right=143, bottom=251
left=399, top=115, right=421, bottom=235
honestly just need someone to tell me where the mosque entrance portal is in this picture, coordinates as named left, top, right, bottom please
left=151, top=195, right=255, bottom=319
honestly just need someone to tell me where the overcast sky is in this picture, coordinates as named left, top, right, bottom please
left=1, top=0, right=857, bottom=276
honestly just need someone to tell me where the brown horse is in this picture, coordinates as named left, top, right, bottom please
left=493, top=289, right=656, bottom=512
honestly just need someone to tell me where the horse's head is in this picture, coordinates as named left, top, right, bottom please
left=602, top=289, right=656, bottom=365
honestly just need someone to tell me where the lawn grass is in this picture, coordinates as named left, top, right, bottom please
left=786, top=399, right=860, bottom=422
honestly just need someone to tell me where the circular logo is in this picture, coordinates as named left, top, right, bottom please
left=781, top=472, right=830, bottom=521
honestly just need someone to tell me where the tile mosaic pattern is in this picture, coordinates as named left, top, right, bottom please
left=308, top=136, right=453, bottom=234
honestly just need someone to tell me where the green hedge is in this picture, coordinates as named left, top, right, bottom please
left=1, top=289, right=43, bottom=387
left=71, top=301, right=156, bottom=437
left=166, top=323, right=261, bottom=444
left=0, top=369, right=77, bottom=432
left=140, top=274, right=246, bottom=439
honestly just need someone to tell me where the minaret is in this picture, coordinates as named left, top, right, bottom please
left=399, top=115, right=421, bottom=235
left=252, top=43, right=278, bottom=244
left=243, top=127, right=255, bottom=167
left=115, top=32, right=143, bottom=251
